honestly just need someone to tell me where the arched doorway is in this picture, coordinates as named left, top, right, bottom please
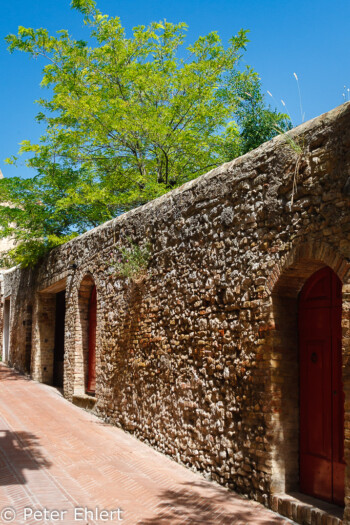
left=75, top=276, right=97, bottom=397
left=86, top=285, right=97, bottom=394
left=299, top=266, right=344, bottom=505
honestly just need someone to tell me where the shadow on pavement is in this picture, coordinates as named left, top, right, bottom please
left=0, top=430, right=52, bottom=485
left=139, top=481, right=285, bottom=525
left=0, top=364, right=31, bottom=382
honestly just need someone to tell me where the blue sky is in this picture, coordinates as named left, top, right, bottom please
left=0, top=0, right=349, bottom=179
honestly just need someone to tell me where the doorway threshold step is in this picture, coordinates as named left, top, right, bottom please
left=271, top=492, right=343, bottom=525
left=72, top=393, right=97, bottom=410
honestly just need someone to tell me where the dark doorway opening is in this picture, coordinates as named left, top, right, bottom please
left=3, top=298, right=10, bottom=363
left=299, top=266, right=344, bottom=506
left=24, top=304, right=33, bottom=374
left=53, top=290, right=66, bottom=388
left=86, top=285, right=96, bottom=394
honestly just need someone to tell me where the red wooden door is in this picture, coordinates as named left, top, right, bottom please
left=87, top=286, right=97, bottom=394
left=299, top=267, right=344, bottom=505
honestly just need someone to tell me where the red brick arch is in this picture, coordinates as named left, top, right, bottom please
left=264, top=240, right=350, bottom=511
left=267, top=241, right=350, bottom=297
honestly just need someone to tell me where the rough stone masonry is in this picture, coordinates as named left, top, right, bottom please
left=1, top=102, right=350, bottom=524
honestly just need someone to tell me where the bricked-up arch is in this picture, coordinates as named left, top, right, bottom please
left=266, top=241, right=350, bottom=506
left=75, top=275, right=97, bottom=396
left=31, top=278, right=67, bottom=386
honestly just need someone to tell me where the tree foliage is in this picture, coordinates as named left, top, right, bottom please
left=227, top=69, right=292, bottom=156
left=0, top=0, right=290, bottom=267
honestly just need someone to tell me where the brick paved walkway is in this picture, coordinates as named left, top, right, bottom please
left=0, top=364, right=295, bottom=525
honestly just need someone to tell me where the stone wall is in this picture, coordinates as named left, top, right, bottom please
left=2, top=102, right=350, bottom=522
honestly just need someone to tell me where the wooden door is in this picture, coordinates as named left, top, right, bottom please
left=87, top=286, right=97, bottom=394
left=299, top=267, right=344, bottom=505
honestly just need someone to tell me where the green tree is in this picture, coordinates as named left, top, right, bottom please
left=0, top=0, right=290, bottom=267
left=222, top=69, right=292, bottom=160
left=235, top=70, right=292, bottom=155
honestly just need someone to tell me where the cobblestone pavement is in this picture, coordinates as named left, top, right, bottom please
left=0, top=364, right=295, bottom=525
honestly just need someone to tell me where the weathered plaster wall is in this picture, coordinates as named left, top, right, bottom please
left=2, top=102, right=350, bottom=521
